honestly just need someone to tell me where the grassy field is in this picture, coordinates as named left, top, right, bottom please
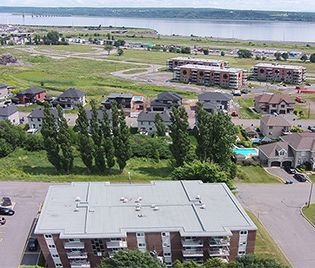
left=236, top=165, right=281, bottom=183
left=236, top=97, right=261, bottom=119
left=302, top=204, right=315, bottom=225
left=122, top=68, right=148, bottom=74
left=36, top=44, right=98, bottom=53
left=246, top=210, right=291, bottom=267
left=0, top=148, right=172, bottom=182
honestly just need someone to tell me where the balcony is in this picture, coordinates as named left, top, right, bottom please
left=209, top=248, right=230, bottom=257
left=182, top=249, right=204, bottom=258
left=106, top=240, right=128, bottom=249
left=70, top=260, right=90, bottom=268
left=209, top=237, right=230, bottom=247
left=64, top=241, right=85, bottom=249
left=67, top=251, right=88, bottom=259
left=182, top=239, right=203, bottom=248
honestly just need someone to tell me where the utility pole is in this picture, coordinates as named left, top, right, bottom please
left=308, top=182, right=314, bottom=208
left=128, top=171, right=131, bottom=184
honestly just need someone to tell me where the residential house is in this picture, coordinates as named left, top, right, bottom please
left=198, top=91, right=233, bottom=113
left=0, top=84, right=9, bottom=100
left=85, top=108, right=112, bottom=125
left=53, top=88, right=86, bottom=109
left=259, top=132, right=315, bottom=169
left=35, top=181, right=257, bottom=268
left=260, top=115, right=291, bottom=139
left=130, top=95, right=147, bottom=117
left=149, top=92, right=182, bottom=112
left=102, top=93, right=133, bottom=109
left=28, top=107, right=58, bottom=131
left=0, top=105, right=19, bottom=125
left=14, top=88, right=46, bottom=105
left=254, top=93, right=294, bottom=114
left=244, top=127, right=259, bottom=138
left=137, top=110, right=171, bottom=134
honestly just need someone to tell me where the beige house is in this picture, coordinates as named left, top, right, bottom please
left=254, top=93, right=294, bottom=114
left=0, top=105, right=19, bottom=125
left=259, top=132, right=315, bottom=169
left=260, top=115, right=291, bottom=139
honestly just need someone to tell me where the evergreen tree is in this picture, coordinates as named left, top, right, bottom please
left=57, top=106, right=74, bottom=173
left=154, top=113, right=166, bottom=137
left=112, top=102, right=131, bottom=173
left=90, top=100, right=105, bottom=173
left=101, top=109, right=115, bottom=171
left=169, top=106, right=191, bottom=167
left=41, top=103, right=61, bottom=172
left=75, top=105, right=94, bottom=171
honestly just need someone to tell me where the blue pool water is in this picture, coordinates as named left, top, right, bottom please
left=233, top=148, right=258, bottom=156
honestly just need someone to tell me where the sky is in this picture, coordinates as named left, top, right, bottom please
left=0, top=0, right=315, bottom=12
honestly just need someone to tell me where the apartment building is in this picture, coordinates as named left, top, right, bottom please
left=174, top=64, right=244, bottom=89
left=251, top=63, right=306, bottom=84
left=35, top=181, right=257, bottom=268
left=167, top=57, right=228, bottom=71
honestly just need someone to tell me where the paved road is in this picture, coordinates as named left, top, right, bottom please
left=237, top=183, right=315, bottom=268
left=0, top=182, right=51, bottom=268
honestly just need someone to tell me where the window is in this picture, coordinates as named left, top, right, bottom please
left=56, top=264, right=63, bottom=267
left=136, top=232, right=144, bottom=237
left=52, top=254, right=59, bottom=258
left=138, top=243, right=146, bottom=247
left=48, top=245, right=56, bottom=249
left=269, top=126, right=273, bottom=129
left=240, top=230, right=248, bottom=235
left=164, top=252, right=171, bottom=256
left=45, top=234, right=52, bottom=238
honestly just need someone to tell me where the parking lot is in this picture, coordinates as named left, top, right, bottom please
left=0, top=182, right=50, bottom=268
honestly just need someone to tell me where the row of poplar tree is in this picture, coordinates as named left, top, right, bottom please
left=41, top=100, right=130, bottom=174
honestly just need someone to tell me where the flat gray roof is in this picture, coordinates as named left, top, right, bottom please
left=254, top=63, right=305, bottom=70
left=35, top=181, right=256, bottom=238
left=179, top=64, right=242, bottom=73
left=169, top=57, right=225, bottom=64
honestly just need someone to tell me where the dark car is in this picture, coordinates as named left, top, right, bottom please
left=28, top=238, right=38, bottom=252
left=1, top=197, right=12, bottom=207
left=293, top=173, right=307, bottom=182
left=0, top=207, right=14, bottom=216
left=284, top=166, right=296, bottom=174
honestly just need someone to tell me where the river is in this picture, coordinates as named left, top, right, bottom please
left=1, top=12, right=315, bottom=42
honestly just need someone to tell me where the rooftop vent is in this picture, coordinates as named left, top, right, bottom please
left=123, top=198, right=128, bottom=203
left=75, top=196, right=81, bottom=202
left=120, top=196, right=125, bottom=201
left=153, top=206, right=159, bottom=211
left=89, top=208, right=95, bottom=213
left=151, top=204, right=156, bottom=208
left=196, top=195, right=201, bottom=200
left=74, top=208, right=79, bottom=212
left=135, top=207, right=141, bottom=211
left=200, top=204, right=206, bottom=209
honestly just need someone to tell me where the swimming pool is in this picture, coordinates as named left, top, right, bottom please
left=233, top=147, right=259, bottom=157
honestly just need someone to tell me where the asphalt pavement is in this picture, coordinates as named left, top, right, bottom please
left=237, top=183, right=315, bottom=268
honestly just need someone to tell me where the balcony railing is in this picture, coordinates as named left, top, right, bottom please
left=182, top=249, right=204, bottom=257
left=106, top=240, right=128, bottom=249
left=70, top=260, right=90, bottom=268
left=209, top=248, right=230, bottom=257
left=209, top=237, right=230, bottom=247
left=64, top=241, right=85, bottom=249
left=67, top=251, right=88, bottom=259
left=182, top=239, right=203, bottom=248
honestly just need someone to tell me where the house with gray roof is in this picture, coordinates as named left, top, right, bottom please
left=259, top=132, right=315, bottom=169
left=53, top=88, right=86, bottom=109
left=14, top=87, right=46, bottom=104
left=137, top=110, right=171, bottom=134
left=0, top=105, right=19, bottom=125
left=260, top=115, right=291, bottom=139
left=34, top=181, right=256, bottom=267
left=149, top=92, right=182, bottom=111
left=28, top=107, right=59, bottom=130
left=198, top=91, right=232, bottom=113
left=0, top=84, right=9, bottom=100
left=102, top=93, right=133, bottom=109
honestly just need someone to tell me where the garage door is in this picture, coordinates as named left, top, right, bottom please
left=282, top=161, right=292, bottom=168
left=271, top=161, right=281, bottom=167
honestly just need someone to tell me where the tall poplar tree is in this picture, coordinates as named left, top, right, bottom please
left=154, top=113, right=166, bottom=137
left=57, top=105, right=74, bottom=173
left=169, top=106, right=191, bottom=167
left=101, top=109, right=115, bottom=171
left=75, top=104, right=94, bottom=171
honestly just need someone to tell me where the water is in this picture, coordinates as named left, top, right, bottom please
left=233, top=148, right=258, bottom=156
left=1, top=12, right=315, bottom=42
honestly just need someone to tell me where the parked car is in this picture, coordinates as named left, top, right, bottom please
left=308, top=126, right=315, bottom=133
left=284, top=166, right=296, bottom=174
left=0, top=207, right=14, bottom=216
left=1, top=197, right=12, bottom=207
left=293, top=173, right=308, bottom=182
left=295, top=96, right=306, bottom=103
left=28, top=238, right=38, bottom=252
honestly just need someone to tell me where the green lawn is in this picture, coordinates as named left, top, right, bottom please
left=0, top=148, right=172, bottom=182
left=236, top=165, right=281, bottom=183
left=302, top=204, right=315, bottom=225
left=310, top=174, right=315, bottom=182
left=246, top=210, right=291, bottom=267
left=36, top=44, right=98, bottom=53
left=236, top=97, right=261, bottom=119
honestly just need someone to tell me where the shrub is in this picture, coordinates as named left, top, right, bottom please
left=130, top=135, right=171, bottom=160
left=0, top=138, right=14, bottom=157
left=24, top=134, right=44, bottom=151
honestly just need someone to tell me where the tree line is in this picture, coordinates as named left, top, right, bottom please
left=41, top=101, right=130, bottom=174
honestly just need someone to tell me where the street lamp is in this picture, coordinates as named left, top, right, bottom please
left=128, top=171, right=131, bottom=184
left=307, top=182, right=314, bottom=208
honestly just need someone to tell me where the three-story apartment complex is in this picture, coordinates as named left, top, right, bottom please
left=174, top=64, right=245, bottom=89
left=251, top=63, right=306, bottom=84
left=167, top=57, right=228, bottom=71
left=35, top=181, right=257, bottom=268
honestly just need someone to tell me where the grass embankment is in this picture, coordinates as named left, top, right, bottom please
left=0, top=148, right=172, bottom=182
left=246, top=210, right=292, bottom=267
left=302, top=204, right=315, bottom=225
left=237, top=165, right=281, bottom=184
left=236, top=97, right=261, bottom=119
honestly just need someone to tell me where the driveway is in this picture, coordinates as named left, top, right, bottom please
left=237, top=183, right=315, bottom=268
left=265, top=167, right=297, bottom=183
left=0, top=182, right=50, bottom=268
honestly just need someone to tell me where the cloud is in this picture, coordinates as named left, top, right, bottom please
left=0, top=0, right=315, bottom=12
